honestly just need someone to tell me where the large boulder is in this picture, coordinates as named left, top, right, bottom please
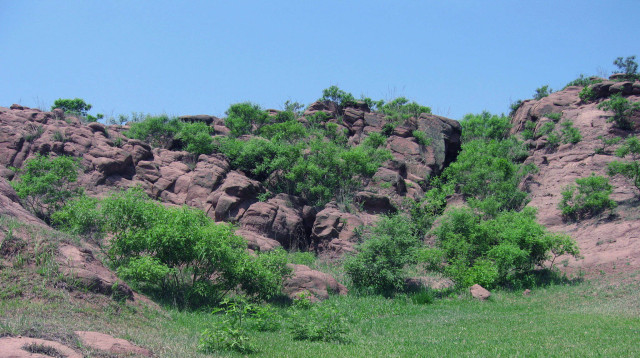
left=284, top=264, right=347, bottom=302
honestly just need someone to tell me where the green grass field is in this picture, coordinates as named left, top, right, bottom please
left=1, top=274, right=638, bottom=357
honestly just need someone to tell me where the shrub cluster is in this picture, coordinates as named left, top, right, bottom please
left=608, top=136, right=640, bottom=195
left=53, top=188, right=291, bottom=308
left=558, top=174, right=616, bottom=221
left=597, top=93, right=640, bottom=130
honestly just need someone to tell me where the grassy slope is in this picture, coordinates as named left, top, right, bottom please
left=1, top=267, right=638, bottom=357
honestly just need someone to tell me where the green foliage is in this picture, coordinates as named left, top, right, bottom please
left=433, top=207, right=579, bottom=288
left=175, top=122, right=214, bottom=156
left=363, top=132, right=387, bottom=148
left=595, top=135, right=622, bottom=154
left=259, top=120, right=307, bottom=143
left=283, top=100, right=305, bottom=118
left=287, top=140, right=391, bottom=205
left=538, top=121, right=556, bottom=136
left=51, top=98, right=92, bottom=116
left=54, top=188, right=291, bottom=307
left=613, top=55, right=638, bottom=77
left=509, top=99, right=523, bottom=116
left=380, top=123, right=395, bottom=137
left=564, top=74, right=603, bottom=89
left=546, top=132, right=561, bottom=148
left=23, top=123, right=44, bottom=142
left=597, top=93, right=640, bottom=130
left=558, top=174, right=616, bottom=221
left=291, top=305, right=350, bottom=344
left=579, top=85, right=598, bottom=103
left=442, top=138, right=533, bottom=212
left=287, top=251, right=316, bottom=266
left=225, top=102, right=270, bottom=137
left=10, top=155, right=82, bottom=223
left=320, top=86, right=357, bottom=108
left=521, top=121, right=537, bottom=140
left=533, top=85, right=552, bottom=100
left=125, top=114, right=181, bottom=148
left=344, top=214, right=421, bottom=295
left=379, top=97, right=431, bottom=123
left=560, top=121, right=582, bottom=144
left=412, top=130, right=432, bottom=146
left=608, top=136, right=640, bottom=194
left=545, top=112, right=562, bottom=122
left=51, top=194, right=103, bottom=238
left=460, top=111, right=512, bottom=142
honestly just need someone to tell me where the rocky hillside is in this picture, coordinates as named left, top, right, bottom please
left=511, top=77, right=640, bottom=277
left=0, top=102, right=460, bottom=258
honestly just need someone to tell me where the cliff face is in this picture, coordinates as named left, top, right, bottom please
left=0, top=102, right=461, bottom=257
left=511, top=79, right=640, bottom=277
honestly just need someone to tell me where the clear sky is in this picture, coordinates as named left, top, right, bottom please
left=1, top=1, right=639, bottom=120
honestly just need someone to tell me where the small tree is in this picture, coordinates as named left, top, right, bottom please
left=608, top=136, right=640, bottom=195
left=10, top=155, right=82, bottom=222
left=225, top=102, right=270, bottom=137
left=558, top=174, right=617, bottom=221
left=51, top=98, right=92, bottom=116
left=533, top=85, right=552, bottom=100
left=597, top=93, right=640, bottom=130
left=613, top=55, right=638, bottom=77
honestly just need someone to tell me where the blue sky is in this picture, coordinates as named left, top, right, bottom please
left=1, top=1, right=639, bottom=120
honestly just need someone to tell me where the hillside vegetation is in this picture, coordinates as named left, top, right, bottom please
left=1, top=57, right=640, bottom=356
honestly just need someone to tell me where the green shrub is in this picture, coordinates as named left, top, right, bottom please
left=595, top=135, right=622, bottom=154
left=613, top=55, right=638, bottom=78
left=10, top=155, right=81, bottom=223
left=320, top=86, right=357, bottom=108
left=51, top=98, right=92, bottom=116
left=558, top=174, right=616, bottom=221
left=412, top=130, right=432, bottom=146
left=287, top=251, right=316, bottom=266
left=560, top=121, right=582, bottom=144
left=608, top=136, right=640, bottom=194
left=564, top=74, right=602, bottom=89
left=259, top=120, right=307, bottom=143
left=59, top=188, right=293, bottom=307
left=509, top=99, right=523, bottom=116
left=51, top=194, right=103, bottom=238
left=533, top=85, right=552, bottom=100
left=521, top=121, right=537, bottom=140
left=579, top=85, right=598, bottom=103
left=363, top=132, right=387, bottom=148
left=381, top=123, right=395, bottom=137
left=174, top=122, right=214, bottom=156
left=125, top=114, right=181, bottom=148
left=460, top=111, right=511, bottom=142
left=344, top=214, right=421, bottom=295
left=597, top=93, right=640, bottom=130
left=290, top=305, right=350, bottom=344
left=441, top=138, right=533, bottom=212
left=546, top=132, right=561, bottom=148
left=433, top=207, right=579, bottom=288
left=538, top=121, right=556, bottom=136
left=225, top=102, right=270, bottom=137
left=545, top=112, right=562, bottom=122
left=379, top=97, right=431, bottom=123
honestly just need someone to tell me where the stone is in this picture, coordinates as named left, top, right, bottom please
left=75, top=331, right=152, bottom=357
left=470, top=284, right=491, bottom=300
left=283, top=264, right=347, bottom=302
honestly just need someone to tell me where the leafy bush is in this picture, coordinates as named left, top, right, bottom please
left=125, top=114, right=181, bottom=148
left=51, top=194, right=103, bottom=238
left=320, top=86, right=357, bottom=108
left=560, top=121, right=582, bottom=144
left=258, top=120, right=307, bottom=143
left=538, top=121, right=556, bottom=136
left=55, top=188, right=291, bottom=307
left=533, top=85, right=552, bottom=100
left=10, top=155, right=82, bottom=223
left=608, top=136, right=640, bottom=194
left=595, top=135, right=622, bottom=154
left=344, top=214, right=421, bottom=295
left=51, top=98, right=92, bottom=116
left=460, top=111, right=511, bottom=142
left=613, top=55, right=638, bottom=78
left=290, top=305, right=350, bottom=343
left=175, top=122, right=214, bottom=156
left=379, top=97, right=431, bottom=123
left=433, top=207, right=579, bottom=288
left=545, top=112, right=562, bottom=122
left=509, top=99, right=523, bottom=116
left=441, top=138, right=533, bottom=212
left=564, top=74, right=602, bottom=89
left=521, top=121, right=537, bottom=140
left=579, top=85, right=598, bottom=103
left=558, top=174, right=616, bottom=221
left=225, top=102, right=270, bottom=137
left=597, top=93, right=640, bottom=130
left=412, top=130, right=432, bottom=146
left=363, top=132, right=387, bottom=148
